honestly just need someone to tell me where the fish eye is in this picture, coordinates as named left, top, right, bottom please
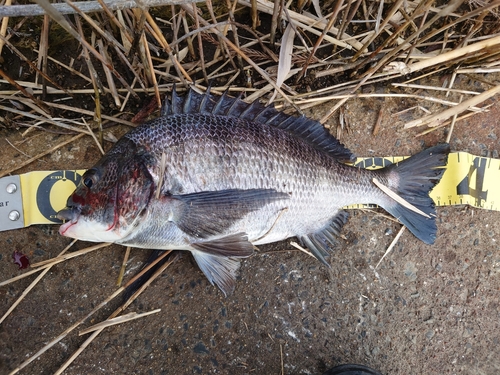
left=82, top=168, right=99, bottom=189
left=83, top=177, right=93, bottom=188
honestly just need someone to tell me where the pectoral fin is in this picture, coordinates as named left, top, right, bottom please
left=190, top=233, right=255, bottom=296
left=170, top=188, right=289, bottom=239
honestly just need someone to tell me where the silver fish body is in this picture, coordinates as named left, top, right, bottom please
left=58, top=88, right=449, bottom=295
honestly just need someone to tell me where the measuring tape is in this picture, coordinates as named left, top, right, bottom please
left=350, top=151, right=498, bottom=211
left=0, top=151, right=498, bottom=232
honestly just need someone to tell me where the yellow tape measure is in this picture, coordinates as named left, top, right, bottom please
left=0, top=151, right=498, bottom=231
left=351, top=152, right=498, bottom=211
left=19, top=170, right=83, bottom=225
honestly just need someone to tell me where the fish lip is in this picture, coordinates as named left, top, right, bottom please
left=57, top=207, right=81, bottom=236
left=56, top=207, right=80, bottom=223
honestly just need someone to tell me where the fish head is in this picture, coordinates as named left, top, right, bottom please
left=58, top=140, right=155, bottom=242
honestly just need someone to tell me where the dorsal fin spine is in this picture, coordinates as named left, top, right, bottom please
left=183, top=88, right=195, bottom=113
left=199, top=84, right=213, bottom=113
left=161, top=87, right=354, bottom=162
left=224, top=94, right=245, bottom=116
left=239, top=100, right=263, bottom=119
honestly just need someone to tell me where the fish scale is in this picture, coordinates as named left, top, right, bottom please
left=58, top=87, right=450, bottom=296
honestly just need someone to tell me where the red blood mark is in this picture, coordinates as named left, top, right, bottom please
left=71, top=193, right=86, bottom=206
left=12, top=251, right=30, bottom=269
left=131, top=97, right=159, bottom=124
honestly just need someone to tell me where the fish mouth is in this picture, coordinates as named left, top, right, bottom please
left=57, top=207, right=80, bottom=236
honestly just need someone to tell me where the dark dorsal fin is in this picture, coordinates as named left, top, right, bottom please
left=161, top=86, right=355, bottom=162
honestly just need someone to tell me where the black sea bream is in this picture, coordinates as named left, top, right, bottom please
left=58, top=87, right=449, bottom=295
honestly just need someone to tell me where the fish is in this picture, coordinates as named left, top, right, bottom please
left=57, top=87, right=450, bottom=296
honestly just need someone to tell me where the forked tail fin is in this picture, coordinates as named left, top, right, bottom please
left=380, top=144, right=450, bottom=244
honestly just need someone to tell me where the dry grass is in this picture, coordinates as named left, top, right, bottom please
left=1, top=0, right=499, bottom=372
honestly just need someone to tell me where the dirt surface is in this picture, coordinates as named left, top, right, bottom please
left=1, top=80, right=500, bottom=375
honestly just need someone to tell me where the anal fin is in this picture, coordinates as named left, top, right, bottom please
left=300, top=210, right=349, bottom=266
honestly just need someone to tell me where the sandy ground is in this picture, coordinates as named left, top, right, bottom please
left=1, top=82, right=500, bottom=375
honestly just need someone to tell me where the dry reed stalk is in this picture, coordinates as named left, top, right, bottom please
left=181, top=10, right=196, bottom=58
left=8, top=286, right=124, bottom=375
left=401, top=1, right=432, bottom=64
left=30, top=242, right=112, bottom=268
left=361, top=0, right=463, bottom=79
left=295, top=93, right=483, bottom=111
left=320, top=97, right=349, bottom=124
left=415, top=108, right=492, bottom=137
left=0, top=0, right=11, bottom=57
left=0, top=95, right=51, bottom=119
left=0, top=0, right=206, bottom=17
left=78, top=309, right=162, bottom=335
left=351, top=0, right=406, bottom=60
left=40, top=49, right=93, bottom=83
left=42, top=101, right=136, bottom=127
left=144, top=10, right=193, bottom=84
left=180, top=4, right=296, bottom=108
left=246, top=65, right=307, bottom=102
left=97, top=0, right=133, bottom=47
left=53, top=251, right=176, bottom=374
left=0, top=133, right=86, bottom=178
left=66, top=0, right=127, bottom=54
left=457, top=67, right=500, bottom=73
left=289, top=241, right=315, bottom=259
left=34, top=0, right=138, bottom=98
left=0, top=104, right=92, bottom=134
left=0, top=34, right=70, bottom=95
left=193, top=2, right=209, bottom=84
left=373, top=178, right=430, bottom=217
left=405, top=84, right=500, bottom=128
left=269, top=0, right=282, bottom=45
left=97, top=38, right=121, bottom=107
left=139, top=17, right=161, bottom=107
left=114, top=44, right=149, bottom=91
left=296, top=0, right=344, bottom=82
left=372, top=107, right=383, bottom=136
left=83, top=118, right=106, bottom=155
left=116, top=9, right=133, bottom=51
left=225, top=0, right=244, bottom=69
left=406, top=34, right=500, bottom=74
left=239, top=0, right=363, bottom=50
left=205, top=0, right=228, bottom=63
left=170, top=6, right=181, bottom=55
left=9, top=248, right=174, bottom=374
left=116, top=246, right=131, bottom=286
left=0, top=243, right=111, bottom=286
left=117, top=251, right=175, bottom=313
left=0, top=240, right=76, bottom=324
left=0, top=68, right=52, bottom=114
left=445, top=95, right=463, bottom=143
left=36, top=14, right=49, bottom=97
left=375, top=226, right=406, bottom=269
left=391, top=83, right=480, bottom=96
left=338, top=0, right=362, bottom=40
left=5, top=139, right=32, bottom=158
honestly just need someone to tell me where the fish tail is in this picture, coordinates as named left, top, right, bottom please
left=379, top=144, right=450, bottom=244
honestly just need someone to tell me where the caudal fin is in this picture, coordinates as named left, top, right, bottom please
left=381, top=144, right=450, bottom=244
